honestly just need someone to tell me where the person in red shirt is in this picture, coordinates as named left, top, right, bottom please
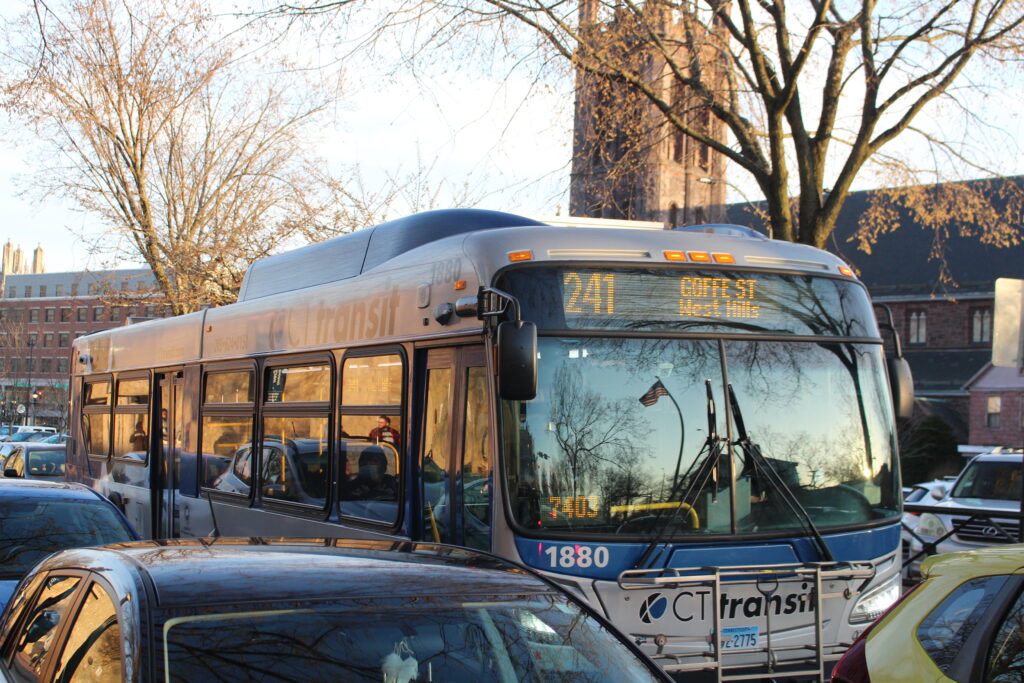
left=368, top=415, right=400, bottom=450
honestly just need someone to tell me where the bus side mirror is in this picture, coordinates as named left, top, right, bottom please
left=497, top=320, right=537, bottom=401
left=3, top=468, right=19, bottom=478
left=887, top=356, right=914, bottom=420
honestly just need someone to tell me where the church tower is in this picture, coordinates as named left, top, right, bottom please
left=569, top=3, right=729, bottom=227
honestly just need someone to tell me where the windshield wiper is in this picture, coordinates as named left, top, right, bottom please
left=633, top=380, right=723, bottom=569
left=728, top=384, right=834, bottom=562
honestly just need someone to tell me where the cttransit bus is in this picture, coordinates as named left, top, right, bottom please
left=68, top=209, right=912, bottom=681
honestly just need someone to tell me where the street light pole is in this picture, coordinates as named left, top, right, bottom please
left=26, top=338, right=36, bottom=427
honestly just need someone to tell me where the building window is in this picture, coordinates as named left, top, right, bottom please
left=43, top=333, right=53, bottom=347
left=93, top=306, right=104, bottom=321
left=6, top=287, right=14, bottom=298
left=909, top=310, right=927, bottom=345
left=987, top=395, right=1002, bottom=429
left=60, top=307, right=71, bottom=322
left=89, top=283, right=98, bottom=295
left=40, top=358, right=51, bottom=373
left=55, top=284, right=63, bottom=296
left=56, top=357, right=68, bottom=374
left=28, top=333, right=37, bottom=347
left=59, top=333, right=69, bottom=348
left=28, top=309, right=39, bottom=323
left=110, top=306, right=122, bottom=322
left=11, top=309, right=23, bottom=323
left=23, top=286, right=31, bottom=297
left=39, top=285, right=46, bottom=297
left=44, top=308, right=54, bottom=323
left=70, top=283, right=78, bottom=296
left=76, top=307, right=87, bottom=322
left=971, top=307, right=992, bottom=344
left=26, top=357, right=35, bottom=373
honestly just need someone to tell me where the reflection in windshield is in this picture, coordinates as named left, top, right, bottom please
left=162, top=594, right=660, bottom=682
left=504, top=337, right=899, bottom=538
left=0, top=500, right=135, bottom=579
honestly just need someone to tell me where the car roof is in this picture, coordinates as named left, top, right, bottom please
left=922, top=544, right=1024, bottom=578
left=10, top=442, right=67, bottom=452
left=969, top=453, right=1023, bottom=464
left=0, top=480, right=99, bottom=500
left=48, top=538, right=555, bottom=608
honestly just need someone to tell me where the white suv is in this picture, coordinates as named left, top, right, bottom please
left=907, top=451, right=1023, bottom=576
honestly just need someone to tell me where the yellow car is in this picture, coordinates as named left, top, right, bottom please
left=832, top=545, right=1024, bottom=682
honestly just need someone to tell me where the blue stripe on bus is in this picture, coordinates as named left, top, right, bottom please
left=514, top=524, right=901, bottom=580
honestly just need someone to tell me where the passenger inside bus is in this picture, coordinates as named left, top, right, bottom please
left=368, top=416, right=401, bottom=450
left=345, top=448, right=398, bottom=501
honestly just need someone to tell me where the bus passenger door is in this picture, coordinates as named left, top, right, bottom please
left=153, top=372, right=183, bottom=539
left=419, top=346, right=493, bottom=551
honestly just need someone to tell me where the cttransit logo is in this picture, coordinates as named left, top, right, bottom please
left=639, top=593, right=669, bottom=624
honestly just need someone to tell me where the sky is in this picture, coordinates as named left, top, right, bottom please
left=0, top=2, right=579, bottom=274
left=2, top=1, right=1023, bottom=274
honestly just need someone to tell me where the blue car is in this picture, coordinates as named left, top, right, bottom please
left=0, top=480, right=138, bottom=607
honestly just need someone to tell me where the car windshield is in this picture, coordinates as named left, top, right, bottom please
left=25, top=450, right=65, bottom=476
left=952, top=461, right=1022, bottom=501
left=0, top=499, right=135, bottom=579
left=504, top=336, right=900, bottom=537
left=160, top=593, right=660, bottom=682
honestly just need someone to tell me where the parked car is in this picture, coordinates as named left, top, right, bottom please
left=901, top=477, right=959, bottom=564
left=0, top=426, right=57, bottom=443
left=0, top=480, right=138, bottom=609
left=906, top=452, right=1024, bottom=578
left=0, top=430, right=53, bottom=445
left=37, top=432, right=69, bottom=444
left=0, top=538, right=669, bottom=682
left=832, top=544, right=1024, bottom=682
left=1, top=443, right=67, bottom=482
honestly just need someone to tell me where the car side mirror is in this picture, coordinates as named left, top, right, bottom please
left=930, top=485, right=947, bottom=500
left=886, top=356, right=914, bottom=420
left=3, top=468, right=18, bottom=478
left=496, top=320, right=537, bottom=401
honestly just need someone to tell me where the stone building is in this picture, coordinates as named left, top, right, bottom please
left=569, top=3, right=729, bottom=226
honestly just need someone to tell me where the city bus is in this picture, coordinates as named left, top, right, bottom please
left=67, top=209, right=912, bottom=680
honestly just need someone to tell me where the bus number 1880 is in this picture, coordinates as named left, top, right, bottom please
left=543, top=545, right=610, bottom=569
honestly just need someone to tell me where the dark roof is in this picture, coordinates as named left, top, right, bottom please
left=726, top=176, right=1024, bottom=298
left=903, top=348, right=991, bottom=394
left=0, top=480, right=98, bottom=500
left=59, top=539, right=548, bottom=607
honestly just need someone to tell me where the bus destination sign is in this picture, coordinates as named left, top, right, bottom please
left=563, top=271, right=762, bottom=321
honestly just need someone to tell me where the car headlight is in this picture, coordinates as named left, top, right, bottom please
left=850, top=575, right=902, bottom=624
left=916, top=513, right=948, bottom=538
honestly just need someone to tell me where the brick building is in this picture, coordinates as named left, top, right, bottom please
left=569, top=3, right=729, bottom=226
left=729, top=176, right=1024, bottom=448
left=0, top=267, right=163, bottom=429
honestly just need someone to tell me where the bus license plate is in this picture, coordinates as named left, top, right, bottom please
left=721, top=626, right=759, bottom=650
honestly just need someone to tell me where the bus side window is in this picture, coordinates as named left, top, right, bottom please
left=339, top=352, right=404, bottom=525
left=200, top=369, right=255, bottom=497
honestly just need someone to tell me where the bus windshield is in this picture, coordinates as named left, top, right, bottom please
left=500, top=269, right=899, bottom=539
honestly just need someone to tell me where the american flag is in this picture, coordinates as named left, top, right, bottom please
left=638, top=379, right=670, bottom=407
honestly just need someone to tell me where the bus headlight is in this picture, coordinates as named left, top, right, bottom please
left=850, top=575, right=901, bottom=624
left=916, top=513, right=948, bottom=539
